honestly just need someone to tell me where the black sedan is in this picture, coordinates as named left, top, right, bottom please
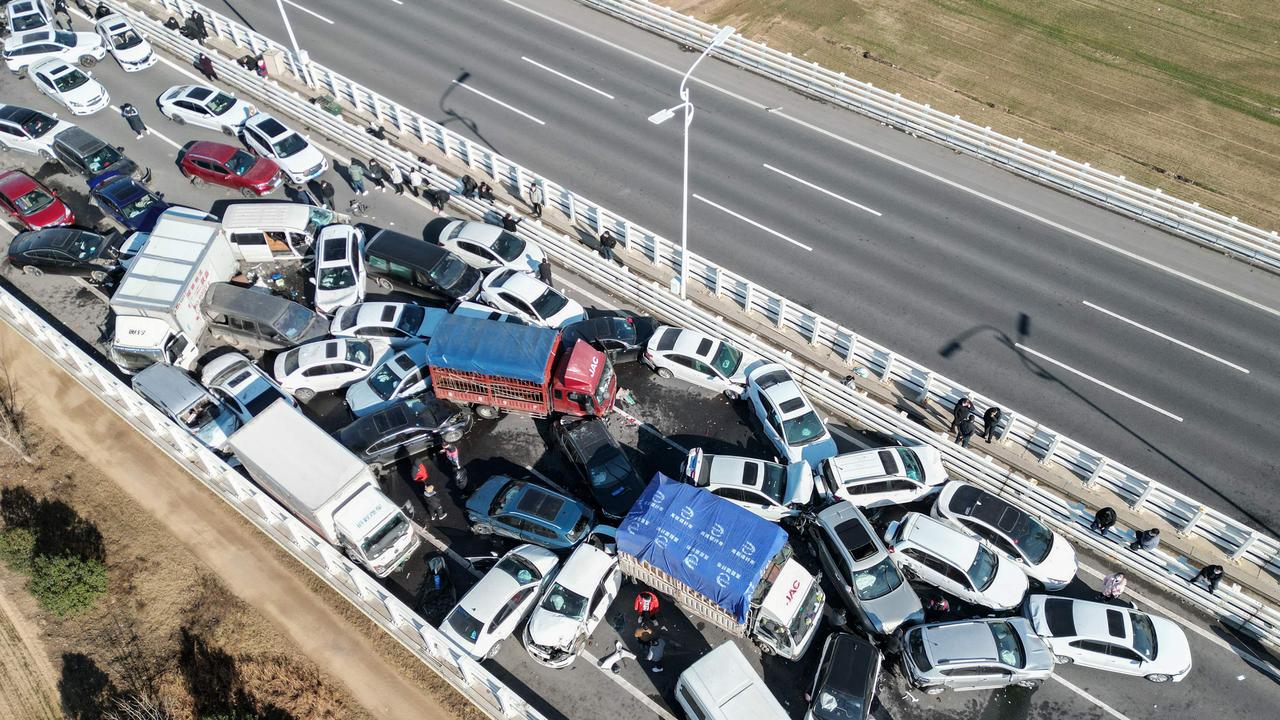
left=335, top=396, right=473, bottom=473
left=806, top=633, right=881, bottom=720
left=561, top=313, right=656, bottom=364
left=552, top=416, right=646, bottom=520
left=6, top=227, right=120, bottom=283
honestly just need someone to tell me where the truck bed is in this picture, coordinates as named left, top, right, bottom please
left=617, top=553, right=747, bottom=637
left=430, top=367, right=551, bottom=417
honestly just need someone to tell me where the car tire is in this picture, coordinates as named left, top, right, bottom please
left=240, top=187, right=258, bottom=198
left=221, top=126, right=234, bottom=136
left=0, top=143, right=9, bottom=153
left=1145, top=673, right=1172, bottom=683
left=1016, top=679, right=1041, bottom=690
left=375, top=277, right=393, bottom=292
left=88, top=270, right=109, bottom=284
left=442, top=429, right=464, bottom=444
left=295, top=388, right=316, bottom=403
left=190, top=175, right=205, bottom=188
left=475, top=405, right=501, bottom=420
left=655, top=367, right=673, bottom=380
left=1054, top=655, right=1074, bottom=665
left=925, top=687, right=944, bottom=696
left=79, top=55, right=98, bottom=68
left=171, top=114, right=185, bottom=126
left=21, top=265, right=44, bottom=277
left=723, top=388, right=740, bottom=401
left=472, top=523, right=494, bottom=535
left=38, top=149, right=53, bottom=161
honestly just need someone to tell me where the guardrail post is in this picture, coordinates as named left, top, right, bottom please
left=1179, top=506, right=1207, bottom=537
left=844, top=333, right=860, bottom=364
left=1131, top=481, right=1153, bottom=513
left=879, top=353, right=895, bottom=382
left=775, top=297, right=787, bottom=329
left=1039, top=434, right=1061, bottom=466
left=1229, top=532, right=1259, bottom=563
left=1084, top=457, right=1107, bottom=489
left=744, top=283, right=755, bottom=313
left=917, top=372, right=933, bottom=403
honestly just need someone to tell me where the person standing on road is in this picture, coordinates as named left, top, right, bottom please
left=528, top=181, right=544, bottom=218
left=387, top=164, right=405, bottom=196
left=1189, top=564, right=1224, bottom=594
left=406, top=166, right=424, bottom=198
left=982, top=406, right=1002, bottom=443
left=1130, top=528, right=1160, bottom=552
left=950, top=396, right=974, bottom=432
left=954, top=413, right=976, bottom=448
left=634, top=591, right=660, bottom=622
left=422, top=485, right=447, bottom=522
left=1100, top=572, right=1128, bottom=601
left=501, top=213, right=521, bottom=233
left=119, top=103, right=148, bottom=139
left=312, top=179, right=335, bottom=210
left=346, top=159, right=368, bottom=195
left=427, top=187, right=449, bottom=212
left=366, top=158, right=387, bottom=192
left=1091, top=506, right=1117, bottom=536
left=196, top=53, right=217, bottom=81
left=537, top=259, right=553, bottom=286
left=53, top=0, right=72, bottom=30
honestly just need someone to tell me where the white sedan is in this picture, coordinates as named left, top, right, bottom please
left=3, top=28, right=105, bottom=74
left=345, top=342, right=431, bottom=417
left=240, top=113, right=326, bottom=184
left=332, top=302, right=447, bottom=344
left=681, top=448, right=814, bottom=523
left=95, top=14, right=155, bottom=72
left=6, top=1, right=51, bottom=35
left=745, top=362, right=837, bottom=469
left=426, top=217, right=545, bottom=273
left=479, top=268, right=585, bottom=328
left=200, top=352, right=296, bottom=423
left=28, top=58, right=108, bottom=116
left=157, top=84, right=255, bottom=135
left=441, top=544, right=560, bottom=660
left=641, top=325, right=761, bottom=399
left=271, top=338, right=389, bottom=402
left=523, top=542, right=621, bottom=668
left=1024, top=595, right=1192, bottom=683
left=312, top=224, right=366, bottom=315
left=0, top=104, right=72, bottom=157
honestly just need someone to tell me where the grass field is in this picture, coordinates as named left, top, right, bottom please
left=672, top=0, right=1280, bottom=230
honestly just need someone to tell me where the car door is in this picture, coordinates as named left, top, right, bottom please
left=1067, top=639, right=1112, bottom=671
left=0, top=192, right=18, bottom=222
left=242, top=124, right=270, bottom=156
left=813, top=528, right=859, bottom=614
left=32, top=66, right=58, bottom=102
left=0, top=121, right=30, bottom=152
left=960, top=519, right=1024, bottom=566
left=1103, top=643, right=1145, bottom=675
left=497, top=291, right=536, bottom=323
left=899, top=548, right=948, bottom=592
left=455, top=239, right=498, bottom=269
left=192, top=157, right=228, bottom=183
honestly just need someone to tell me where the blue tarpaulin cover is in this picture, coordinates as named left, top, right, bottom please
left=425, top=315, right=558, bottom=383
left=617, top=474, right=787, bottom=623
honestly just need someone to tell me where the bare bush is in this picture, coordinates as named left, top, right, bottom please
left=103, top=695, right=174, bottom=720
left=0, top=354, right=32, bottom=464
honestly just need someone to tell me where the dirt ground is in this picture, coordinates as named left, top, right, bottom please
left=0, top=321, right=479, bottom=720
left=671, top=0, right=1280, bottom=231
left=0, top=587, right=61, bottom=720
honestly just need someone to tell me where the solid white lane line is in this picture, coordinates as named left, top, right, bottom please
left=1049, top=676, right=1131, bottom=720
left=1014, top=343, right=1184, bottom=422
left=109, top=105, right=182, bottom=150
left=580, top=649, right=680, bottom=720
left=1082, top=300, right=1250, bottom=374
left=521, top=56, right=615, bottom=100
left=451, top=81, right=547, bottom=125
left=762, top=163, right=881, bottom=216
left=496, top=0, right=1280, bottom=321
left=283, top=0, right=335, bottom=25
left=692, top=194, right=812, bottom=251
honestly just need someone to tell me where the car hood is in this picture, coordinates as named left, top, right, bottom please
left=983, top=558, right=1030, bottom=610
left=799, top=435, right=840, bottom=473
left=240, top=157, right=281, bottom=186
left=596, top=478, right=644, bottom=520
left=783, top=462, right=815, bottom=506
left=24, top=198, right=73, bottom=229
left=465, top=478, right=507, bottom=518
left=1149, top=615, right=1193, bottom=675
left=194, top=406, right=242, bottom=452
left=525, top=609, right=580, bottom=649
left=315, top=284, right=363, bottom=314
left=862, top=579, right=924, bottom=635
left=1034, top=533, right=1078, bottom=588
left=445, top=265, right=483, bottom=301
left=344, top=380, right=385, bottom=417
left=275, top=143, right=323, bottom=174
left=60, top=80, right=106, bottom=105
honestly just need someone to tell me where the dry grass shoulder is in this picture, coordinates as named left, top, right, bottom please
left=673, top=0, right=1280, bottom=230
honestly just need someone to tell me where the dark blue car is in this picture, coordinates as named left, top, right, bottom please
left=464, top=475, right=594, bottom=551
left=88, top=173, right=170, bottom=232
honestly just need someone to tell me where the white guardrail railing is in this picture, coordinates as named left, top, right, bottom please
left=18, top=9, right=1265, bottom=711
left=581, top=0, right=1280, bottom=272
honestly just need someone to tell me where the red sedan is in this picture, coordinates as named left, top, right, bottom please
left=179, top=140, right=282, bottom=197
left=0, top=170, right=74, bottom=230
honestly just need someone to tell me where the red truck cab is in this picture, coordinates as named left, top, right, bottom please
left=426, top=315, right=616, bottom=419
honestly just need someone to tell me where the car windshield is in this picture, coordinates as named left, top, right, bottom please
left=395, top=304, right=425, bottom=334
left=491, top=480, right=522, bottom=515
left=360, top=514, right=407, bottom=557
left=496, top=553, right=543, bottom=584
left=118, top=191, right=161, bottom=219
left=15, top=15, right=47, bottom=31
left=365, top=362, right=403, bottom=400
left=969, top=545, right=1000, bottom=591
left=69, top=232, right=102, bottom=259
left=782, top=410, right=827, bottom=446
left=990, top=621, right=1026, bottom=668
left=111, top=30, right=144, bottom=50
left=759, top=462, right=788, bottom=504
left=587, top=447, right=632, bottom=491
left=53, top=69, right=91, bottom=92
left=812, top=683, right=865, bottom=720
left=1008, top=514, right=1056, bottom=564
left=84, top=145, right=123, bottom=174
left=13, top=188, right=54, bottom=214
left=206, top=92, right=237, bottom=115
left=277, top=305, right=315, bottom=340
left=281, top=349, right=300, bottom=376
left=710, top=341, right=743, bottom=377
left=226, top=149, right=256, bottom=175
left=20, top=113, right=57, bottom=138
left=492, top=231, right=526, bottom=262
left=345, top=341, right=375, bottom=364
left=531, top=288, right=568, bottom=319
left=787, top=580, right=823, bottom=639
left=52, top=31, right=76, bottom=45
left=897, top=448, right=924, bottom=482
left=318, top=265, right=355, bottom=290
left=540, top=583, right=588, bottom=620
left=271, top=132, right=308, bottom=158
left=428, top=254, right=467, bottom=288
left=1129, top=612, right=1158, bottom=661
left=445, top=607, right=484, bottom=645
left=852, top=556, right=905, bottom=600
left=242, top=384, right=282, bottom=416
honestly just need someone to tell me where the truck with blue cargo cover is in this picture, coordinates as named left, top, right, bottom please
left=425, top=315, right=617, bottom=419
left=615, top=474, right=826, bottom=660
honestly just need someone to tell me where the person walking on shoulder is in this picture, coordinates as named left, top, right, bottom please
left=528, top=182, right=544, bottom=218
left=196, top=53, right=217, bottom=81
left=982, top=406, right=1002, bottom=443
left=950, top=396, right=974, bottom=431
left=1100, top=572, right=1127, bottom=601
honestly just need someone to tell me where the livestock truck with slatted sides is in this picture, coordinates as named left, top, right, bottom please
left=613, top=474, right=826, bottom=660
left=424, top=315, right=617, bottom=419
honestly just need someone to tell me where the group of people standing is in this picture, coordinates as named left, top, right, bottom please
left=949, top=396, right=1002, bottom=448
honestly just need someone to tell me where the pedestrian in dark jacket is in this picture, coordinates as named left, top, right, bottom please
left=537, top=260, right=552, bottom=285
left=1189, top=564, right=1224, bottom=594
left=95, top=3, right=111, bottom=20
left=312, top=179, right=335, bottom=209
left=1130, top=528, right=1160, bottom=552
left=422, top=484, right=447, bottom=521
left=599, top=229, right=618, bottom=262
left=501, top=213, right=521, bottom=233
left=954, top=413, right=976, bottom=448
left=366, top=158, right=387, bottom=191
left=53, top=0, right=72, bottom=30
left=427, top=188, right=449, bottom=212
left=190, top=10, right=207, bottom=42
left=477, top=181, right=494, bottom=203
left=1091, top=506, right=1117, bottom=535
left=460, top=174, right=478, bottom=198
left=120, top=103, right=148, bottom=139
left=196, top=53, right=217, bottom=81
left=255, top=55, right=268, bottom=78
left=950, top=396, right=974, bottom=431
left=982, top=406, right=1002, bottom=442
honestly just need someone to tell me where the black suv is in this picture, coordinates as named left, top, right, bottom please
left=335, top=396, right=473, bottom=473
left=553, top=416, right=645, bottom=520
left=364, top=228, right=482, bottom=302
left=51, top=127, right=146, bottom=180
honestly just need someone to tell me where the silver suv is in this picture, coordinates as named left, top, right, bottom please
left=900, top=617, right=1053, bottom=694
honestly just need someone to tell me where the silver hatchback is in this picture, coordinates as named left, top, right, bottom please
left=900, top=617, right=1053, bottom=694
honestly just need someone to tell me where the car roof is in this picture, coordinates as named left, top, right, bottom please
left=506, top=482, right=572, bottom=524
left=558, top=416, right=614, bottom=455
left=1053, top=597, right=1132, bottom=643
left=923, top=621, right=999, bottom=663
left=52, top=126, right=105, bottom=152
left=702, top=454, right=769, bottom=489
left=818, top=634, right=879, bottom=708
left=97, top=16, right=130, bottom=33
left=317, top=232, right=353, bottom=263
left=826, top=448, right=903, bottom=481
left=367, top=229, right=449, bottom=269
left=554, top=543, right=615, bottom=595
left=0, top=170, right=38, bottom=196
left=0, top=105, right=42, bottom=123
left=652, top=326, right=717, bottom=359
left=901, top=513, right=978, bottom=565
left=946, top=483, right=1028, bottom=532
left=450, top=220, right=503, bottom=246
left=459, top=560, right=525, bottom=619
left=347, top=301, right=405, bottom=327
left=31, top=56, right=73, bottom=74
left=489, top=268, right=546, bottom=298
left=186, top=140, right=238, bottom=161
left=12, top=227, right=91, bottom=253
left=7, top=30, right=57, bottom=47
left=750, top=365, right=813, bottom=418
left=293, top=339, right=364, bottom=368
left=94, top=174, right=145, bottom=200
left=246, top=114, right=290, bottom=137
left=817, top=504, right=882, bottom=562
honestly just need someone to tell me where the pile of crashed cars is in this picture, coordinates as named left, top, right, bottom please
left=1, top=7, right=1193, bottom=720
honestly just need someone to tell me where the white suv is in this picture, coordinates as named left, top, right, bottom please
left=745, top=363, right=837, bottom=468
left=681, top=448, right=814, bottom=522
left=818, top=444, right=947, bottom=508
left=3, top=29, right=105, bottom=74
left=240, top=113, right=326, bottom=184
left=884, top=512, right=1028, bottom=610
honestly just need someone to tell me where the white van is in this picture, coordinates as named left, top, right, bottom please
left=219, top=202, right=339, bottom=263
left=675, top=643, right=788, bottom=720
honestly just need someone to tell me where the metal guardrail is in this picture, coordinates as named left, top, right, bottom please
left=18, top=3, right=1243, bottom=695
left=134, top=0, right=1280, bottom=589
left=577, top=0, right=1280, bottom=273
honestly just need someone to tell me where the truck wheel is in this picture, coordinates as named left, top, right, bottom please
left=655, top=367, right=673, bottom=379
left=475, top=405, right=501, bottom=420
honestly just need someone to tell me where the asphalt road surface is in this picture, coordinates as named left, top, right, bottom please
left=1, top=13, right=1278, bottom=720
left=211, top=0, right=1280, bottom=538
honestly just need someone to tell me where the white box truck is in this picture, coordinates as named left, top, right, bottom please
left=226, top=400, right=420, bottom=577
left=108, top=209, right=236, bottom=373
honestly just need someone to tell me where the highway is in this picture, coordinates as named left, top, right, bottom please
left=1, top=20, right=1278, bottom=718
left=212, top=0, right=1280, bottom=537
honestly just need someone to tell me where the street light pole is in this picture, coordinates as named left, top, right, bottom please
left=647, top=26, right=735, bottom=300
left=274, top=0, right=314, bottom=87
